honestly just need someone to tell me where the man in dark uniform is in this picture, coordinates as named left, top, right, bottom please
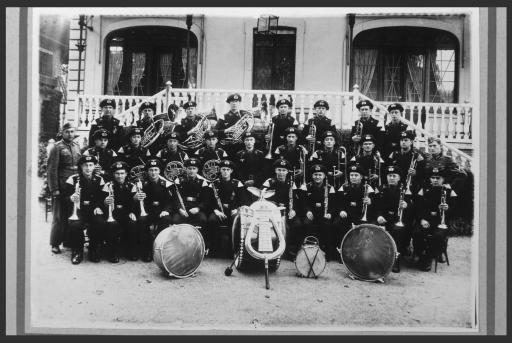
left=171, top=158, right=211, bottom=249
left=234, top=131, right=266, bottom=188
left=310, top=130, right=346, bottom=188
left=333, top=163, right=377, bottom=246
left=206, top=160, right=246, bottom=256
left=136, top=101, right=157, bottom=132
left=350, top=99, right=383, bottom=156
left=273, top=127, right=308, bottom=185
left=116, top=127, right=152, bottom=172
left=83, top=129, right=118, bottom=182
left=376, top=165, right=413, bottom=272
left=65, top=155, right=107, bottom=265
left=177, top=100, right=201, bottom=137
left=412, top=167, right=457, bottom=271
left=261, top=159, right=302, bottom=259
left=303, top=100, right=337, bottom=153
left=101, top=161, right=138, bottom=262
left=265, top=98, right=298, bottom=152
left=298, top=164, right=337, bottom=260
left=155, top=131, right=189, bottom=170
left=133, top=158, right=173, bottom=262
left=89, top=98, right=124, bottom=151
left=194, top=130, right=228, bottom=175
left=383, top=103, right=408, bottom=158
left=216, top=93, right=251, bottom=158
left=47, top=122, right=82, bottom=254
left=350, top=134, right=385, bottom=190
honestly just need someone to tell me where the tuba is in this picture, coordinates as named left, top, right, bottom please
left=141, top=119, right=165, bottom=148
left=220, top=112, right=255, bottom=145
left=181, top=114, right=212, bottom=151
left=164, top=161, right=185, bottom=181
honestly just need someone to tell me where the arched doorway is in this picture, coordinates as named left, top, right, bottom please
left=104, top=26, right=198, bottom=96
left=352, top=27, right=459, bottom=103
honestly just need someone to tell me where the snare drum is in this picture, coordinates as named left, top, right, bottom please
left=295, top=236, right=326, bottom=278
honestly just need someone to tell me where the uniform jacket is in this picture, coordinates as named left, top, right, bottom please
left=300, top=182, right=336, bottom=218
left=89, top=115, right=124, bottom=150
left=101, top=180, right=137, bottom=218
left=47, top=139, right=81, bottom=192
left=271, top=114, right=298, bottom=148
left=274, top=144, right=307, bottom=172
left=117, top=144, right=151, bottom=169
left=141, top=176, right=173, bottom=216
left=302, top=116, right=337, bottom=148
left=195, top=146, right=228, bottom=162
left=383, top=121, right=408, bottom=154
left=173, top=175, right=210, bottom=212
left=416, top=185, right=457, bottom=226
left=83, top=147, right=118, bottom=180
left=376, top=184, right=413, bottom=227
left=156, top=148, right=189, bottom=166
left=64, top=174, right=105, bottom=215
left=337, top=182, right=376, bottom=222
left=210, top=178, right=246, bottom=212
left=234, top=148, right=266, bottom=186
left=215, top=109, right=251, bottom=135
left=350, top=152, right=385, bottom=189
left=262, top=177, right=299, bottom=212
left=388, top=149, right=426, bottom=194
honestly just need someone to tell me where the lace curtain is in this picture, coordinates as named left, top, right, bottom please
left=180, top=47, right=198, bottom=88
left=159, top=53, right=173, bottom=85
left=107, top=49, right=123, bottom=95
left=130, top=52, right=146, bottom=96
left=354, top=49, right=378, bottom=95
left=406, top=55, right=424, bottom=102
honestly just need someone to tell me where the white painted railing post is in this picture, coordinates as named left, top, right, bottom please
left=165, top=81, right=172, bottom=113
left=352, top=84, right=360, bottom=127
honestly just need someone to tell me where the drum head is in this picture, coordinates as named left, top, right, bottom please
left=153, top=224, right=205, bottom=278
left=340, top=224, right=396, bottom=281
left=295, top=245, right=326, bottom=278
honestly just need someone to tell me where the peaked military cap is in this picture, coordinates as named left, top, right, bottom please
left=184, top=158, right=201, bottom=168
left=348, top=163, right=364, bottom=175
left=400, top=130, right=416, bottom=140
left=145, top=158, right=162, bottom=170
left=284, top=127, right=299, bottom=136
left=387, top=103, right=404, bottom=113
left=183, top=101, right=197, bottom=110
left=276, top=98, right=292, bottom=108
left=219, top=160, right=235, bottom=169
left=139, top=101, right=156, bottom=114
left=99, top=98, right=116, bottom=109
left=92, top=128, right=109, bottom=140
left=323, top=130, right=336, bottom=140
left=361, top=134, right=375, bottom=143
left=310, top=164, right=326, bottom=174
left=204, top=130, right=217, bottom=139
left=314, top=100, right=329, bottom=110
left=429, top=167, right=446, bottom=178
left=62, top=122, right=74, bottom=130
left=385, top=165, right=402, bottom=177
left=356, top=99, right=374, bottom=110
left=164, top=131, right=181, bottom=141
left=273, top=159, right=290, bottom=170
left=110, top=161, right=129, bottom=173
left=128, top=127, right=143, bottom=137
left=243, top=131, right=255, bottom=140
left=226, top=93, right=242, bottom=103
left=78, top=155, right=98, bottom=166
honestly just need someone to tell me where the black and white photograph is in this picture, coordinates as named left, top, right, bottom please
left=4, top=5, right=507, bottom=335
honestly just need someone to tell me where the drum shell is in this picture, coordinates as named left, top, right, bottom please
left=295, top=244, right=326, bottom=278
left=340, top=224, right=397, bottom=281
left=153, top=224, right=205, bottom=278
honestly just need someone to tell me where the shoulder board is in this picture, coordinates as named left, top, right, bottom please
left=201, top=180, right=209, bottom=187
left=156, top=150, right=162, bottom=158
left=83, top=149, right=91, bottom=156
left=311, top=151, right=319, bottom=159
left=367, top=185, right=375, bottom=193
left=158, top=175, right=173, bottom=188
left=274, top=147, right=281, bottom=154
left=118, top=147, right=125, bottom=154
left=183, top=153, right=189, bottom=160
left=111, top=150, right=118, bottom=157
left=90, top=119, right=98, bottom=126
left=194, top=149, right=201, bottom=155
left=174, top=177, right=181, bottom=185
left=338, top=185, right=345, bottom=192
left=329, top=186, right=335, bottom=194
left=418, top=189, right=424, bottom=196
left=220, top=149, right=228, bottom=157
left=146, top=149, right=151, bottom=156
left=291, top=182, right=297, bottom=190
left=350, top=156, right=356, bottom=161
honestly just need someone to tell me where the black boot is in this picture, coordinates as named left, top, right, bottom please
left=88, top=244, right=101, bottom=263
left=392, top=256, right=401, bottom=273
left=141, top=249, right=153, bottom=262
left=108, top=244, right=120, bottom=263
left=71, top=250, right=83, bottom=265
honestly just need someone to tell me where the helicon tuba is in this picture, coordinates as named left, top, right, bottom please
left=141, top=119, right=165, bottom=148
left=180, top=114, right=212, bottom=151
left=220, top=112, right=255, bottom=145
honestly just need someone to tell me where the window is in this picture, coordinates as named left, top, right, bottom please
left=39, top=48, right=54, bottom=77
left=352, top=27, right=459, bottom=103
left=104, top=26, right=198, bottom=96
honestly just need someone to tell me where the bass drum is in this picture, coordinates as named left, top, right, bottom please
left=340, top=224, right=397, bottom=281
left=153, top=224, right=206, bottom=278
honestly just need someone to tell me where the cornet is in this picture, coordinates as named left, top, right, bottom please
left=361, top=181, right=369, bottom=222
left=136, top=180, right=148, bottom=217
left=107, top=183, right=115, bottom=223
left=438, top=187, right=448, bottom=229
left=69, top=177, right=80, bottom=220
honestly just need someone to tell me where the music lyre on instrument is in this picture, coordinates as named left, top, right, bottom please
left=354, top=121, right=363, bottom=155
left=438, top=187, right=448, bottom=229
left=361, top=181, right=369, bottom=222
left=69, top=177, right=80, bottom=220
left=107, top=183, right=115, bottom=223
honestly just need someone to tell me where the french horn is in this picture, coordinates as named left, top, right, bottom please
left=202, top=159, right=220, bottom=181
left=164, top=161, right=186, bottom=181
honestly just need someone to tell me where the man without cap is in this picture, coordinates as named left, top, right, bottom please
left=383, top=103, right=408, bottom=157
left=116, top=127, right=152, bottom=172
left=310, top=130, right=346, bottom=188
left=234, top=131, right=266, bottom=188
left=47, top=122, right=82, bottom=253
left=265, top=98, right=298, bottom=151
left=350, top=99, right=383, bottom=155
left=302, top=100, right=337, bottom=152
left=89, top=98, right=124, bottom=151
left=83, top=129, right=118, bottom=182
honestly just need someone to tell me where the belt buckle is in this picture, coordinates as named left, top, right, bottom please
left=83, top=201, right=90, bottom=205
left=116, top=205, right=123, bottom=209
left=430, top=211, right=437, bottom=216
left=315, top=203, right=321, bottom=207
left=350, top=202, right=356, bottom=207
left=186, top=197, right=196, bottom=201
left=152, top=201, right=160, bottom=206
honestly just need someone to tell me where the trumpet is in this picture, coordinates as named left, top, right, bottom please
left=395, top=185, right=406, bottom=228
left=438, top=187, right=448, bottom=229
left=361, top=181, right=369, bottom=222
left=265, top=122, right=274, bottom=159
left=307, top=121, right=317, bottom=154
left=107, top=183, right=115, bottom=223
left=136, top=180, right=148, bottom=217
left=354, top=121, right=363, bottom=155
left=69, top=177, right=80, bottom=220
left=405, top=154, right=418, bottom=194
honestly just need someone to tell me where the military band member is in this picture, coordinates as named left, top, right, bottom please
left=178, top=101, right=201, bottom=135
left=350, top=134, right=385, bottom=190
left=136, top=101, right=157, bottom=132
left=383, top=103, right=408, bottom=157
left=65, top=155, right=107, bottom=265
left=194, top=130, right=228, bottom=165
left=83, top=129, right=118, bottom=181
left=310, top=130, right=346, bottom=187
left=171, top=158, right=210, bottom=248
left=133, top=158, right=173, bottom=262
left=48, top=122, right=82, bottom=253
left=333, top=163, right=376, bottom=245
left=89, top=98, right=124, bottom=151
left=351, top=99, right=383, bottom=155
left=302, top=100, right=337, bottom=151
left=298, top=164, right=337, bottom=260
left=116, top=127, right=151, bottom=170
left=412, top=167, right=457, bottom=271
left=265, top=98, right=298, bottom=150
left=273, top=127, right=308, bottom=183
left=206, top=160, right=246, bottom=256
left=376, top=165, right=413, bottom=273
left=101, top=162, right=138, bottom=262
left=234, top=131, right=266, bottom=188
left=215, top=93, right=251, bottom=157
left=155, top=131, right=189, bottom=166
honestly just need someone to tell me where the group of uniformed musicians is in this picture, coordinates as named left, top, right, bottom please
left=47, top=94, right=459, bottom=273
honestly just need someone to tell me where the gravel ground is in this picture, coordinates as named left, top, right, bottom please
left=30, top=201, right=475, bottom=333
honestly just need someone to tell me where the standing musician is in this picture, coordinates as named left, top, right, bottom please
left=265, top=98, right=298, bottom=151
left=65, top=155, right=107, bottom=265
left=261, top=159, right=302, bottom=260
left=175, top=100, right=201, bottom=139
left=101, top=162, right=138, bottom=263
left=47, top=122, right=81, bottom=254
left=350, top=134, right=385, bottom=190
left=333, top=163, right=376, bottom=245
left=298, top=164, right=337, bottom=261
left=302, top=100, right=337, bottom=151
left=310, top=130, right=346, bottom=187
left=136, top=101, right=157, bottom=132
left=376, top=165, right=414, bottom=273
left=194, top=130, right=228, bottom=164
left=351, top=99, right=383, bottom=155
left=215, top=93, right=251, bottom=158
left=206, top=160, right=246, bottom=257
left=88, top=98, right=124, bottom=151
left=383, top=103, right=408, bottom=158
left=116, top=127, right=152, bottom=170
left=155, top=131, right=189, bottom=166
left=273, top=127, right=308, bottom=184
left=412, top=167, right=457, bottom=271
left=171, top=158, right=211, bottom=249
left=234, top=131, right=266, bottom=188
left=83, top=129, right=118, bottom=181
left=133, top=158, right=173, bottom=262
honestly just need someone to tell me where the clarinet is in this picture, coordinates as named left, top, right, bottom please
left=323, top=179, right=329, bottom=218
left=212, top=180, right=225, bottom=215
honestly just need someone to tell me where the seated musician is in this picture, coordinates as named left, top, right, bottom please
left=101, top=161, right=138, bottom=263
left=310, top=130, right=346, bottom=187
left=206, top=160, right=246, bottom=257
left=234, top=131, right=266, bottom=188
left=215, top=93, right=251, bottom=157
left=265, top=98, right=298, bottom=150
left=171, top=158, right=210, bottom=250
left=155, top=131, right=189, bottom=167
left=350, top=134, right=385, bottom=190
left=298, top=164, right=337, bottom=261
left=273, top=127, right=308, bottom=184
left=83, top=128, right=118, bottom=181
left=350, top=99, right=383, bottom=155
left=412, top=167, right=457, bottom=271
left=116, top=127, right=151, bottom=171
left=375, top=165, right=413, bottom=273
left=88, top=98, right=124, bottom=151
left=333, top=163, right=376, bottom=246
left=261, top=159, right=302, bottom=260
left=383, top=103, right=408, bottom=157
left=65, top=155, right=106, bottom=265
left=195, top=130, right=228, bottom=163
left=302, top=100, right=337, bottom=151
left=133, top=158, right=173, bottom=262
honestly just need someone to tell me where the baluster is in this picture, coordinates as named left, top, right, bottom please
left=441, top=105, right=448, bottom=138
left=456, top=106, right=464, bottom=140
left=334, top=94, right=342, bottom=129
left=463, top=105, right=471, bottom=140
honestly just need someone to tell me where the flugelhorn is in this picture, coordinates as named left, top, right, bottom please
left=405, top=154, right=418, bottom=194
left=69, top=177, right=80, bottom=220
left=107, top=183, right=115, bottom=223
left=438, top=187, right=448, bottom=229
left=395, top=185, right=406, bottom=228
left=265, top=122, right=274, bottom=159
left=136, top=180, right=148, bottom=217
left=361, top=181, right=369, bottom=222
